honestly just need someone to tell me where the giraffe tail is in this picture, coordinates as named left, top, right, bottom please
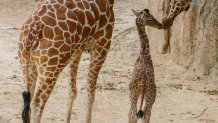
left=22, top=91, right=31, bottom=123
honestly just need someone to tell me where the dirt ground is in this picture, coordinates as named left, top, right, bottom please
left=0, top=0, right=218, bottom=123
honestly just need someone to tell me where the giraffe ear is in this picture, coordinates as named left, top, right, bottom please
left=132, top=9, right=140, bottom=17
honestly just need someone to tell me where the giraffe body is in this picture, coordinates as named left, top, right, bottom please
left=18, top=0, right=114, bottom=123
left=129, top=9, right=162, bottom=123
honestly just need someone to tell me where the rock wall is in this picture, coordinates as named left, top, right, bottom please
left=144, top=0, right=218, bottom=80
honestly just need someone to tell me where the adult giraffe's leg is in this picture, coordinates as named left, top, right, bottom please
left=66, top=53, right=82, bottom=123
left=141, top=81, right=156, bottom=123
left=30, top=45, right=71, bottom=123
left=85, top=40, right=111, bottom=123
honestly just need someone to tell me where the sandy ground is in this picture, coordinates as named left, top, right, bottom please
left=0, top=0, right=218, bottom=123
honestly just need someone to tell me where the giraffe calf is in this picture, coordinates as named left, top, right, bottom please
left=128, top=9, right=163, bottom=123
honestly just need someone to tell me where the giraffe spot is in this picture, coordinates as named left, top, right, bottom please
left=42, top=16, right=57, bottom=27
left=86, top=11, right=95, bottom=26
left=54, top=41, right=64, bottom=48
left=53, top=4, right=61, bottom=9
left=67, top=20, right=76, bottom=33
left=77, top=2, right=85, bottom=10
left=96, top=0, right=106, bottom=12
left=35, top=50, right=40, bottom=57
left=48, top=57, right=58, bottom=65
left=101, top=49, right=108, bottom=56
left=18, top=43, right=24, bottom=50
left=47, top=48, right=59, bottom=57
left=57, top=14, right=66, bottom=20
left=44, top=26, right=54, bottom=39
left=83, top=1, right=90, bottom=9
left=41, top=50, right=47, bottom=55
left=94, top=30, right=104, bottom=40
left=41, top=93, right=47, bottom=100
left=60, top=44, right=71, bottom=52
left=99, top=15, right=108, bottom=28
left=58, top=64, right=66, bottom=69
left=46, top=89, right=51, bottom=95
left=33, top=15, right=40, bottom=22
left=46, top=66, right=57, bottom=72
left=45, top=72, right=53, bottom=78
left=39, top=39, right=52, bottom=50
left=65, top=1, right=75, bottom=9
left=38, top=5, right=47, bottom=16
left=35, top=97, right=40, bottom=105
left=104, top=41, right=111, bottom=50
left=48, top=12, right=56, bottom=19
left=38, top=67, right=44, bottom=73
left=109, top=12, right=115, bottom=22
left=40, top=56, right=48, bottom=62
left=82, top=27, right=91, bottom=37
left=105, top=24, right=113, bottom=39
left=97, top=47, right=102, bottom=53
left=42, top=84, right=47, bottom=90
left=58, top=22, right=68, bottom=31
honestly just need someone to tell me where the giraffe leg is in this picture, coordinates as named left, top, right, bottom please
left=30, top=50, right=70, bottom=123
left=66, top=53, right=82, bottom=123
left=141, top=82, right=156, bottom=123
left=128, top=90, right=140, bottom=123
left=85, top=42, right=110, bottom=123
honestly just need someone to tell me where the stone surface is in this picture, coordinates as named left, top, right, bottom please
left=144, top=0, right=218, bottom=80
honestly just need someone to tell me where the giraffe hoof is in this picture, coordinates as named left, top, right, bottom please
left=136, top=110, right=144, bottom=118
left=22, top=91, right=30, bottom=123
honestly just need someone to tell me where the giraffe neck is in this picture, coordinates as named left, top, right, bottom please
left=136, top=23, right=150, bottom=56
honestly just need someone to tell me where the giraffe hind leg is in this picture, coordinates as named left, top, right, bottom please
left=22, top=90, right=31, bottom=123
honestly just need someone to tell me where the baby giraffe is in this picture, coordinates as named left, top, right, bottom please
left=129, top=9, right=162, bottom=123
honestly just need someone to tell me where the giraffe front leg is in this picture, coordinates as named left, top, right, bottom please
left=85, top=41, right=110, bottom=123
left=66, top=53, right=82, bottom=123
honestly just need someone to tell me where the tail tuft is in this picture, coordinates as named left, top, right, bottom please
left=22, top=91, right=31, bottom=123
left=136, top=110, right=144, bottom=118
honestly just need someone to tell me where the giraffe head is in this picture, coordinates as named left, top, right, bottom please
left=132, top=9, right=163, bottom=29
left=162, top=0, right=192, bottom=29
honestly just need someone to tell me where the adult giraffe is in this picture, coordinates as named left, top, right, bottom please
left=162, top=0, right=192, bottom=53
left=18, top=0, right=114, bottom=123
